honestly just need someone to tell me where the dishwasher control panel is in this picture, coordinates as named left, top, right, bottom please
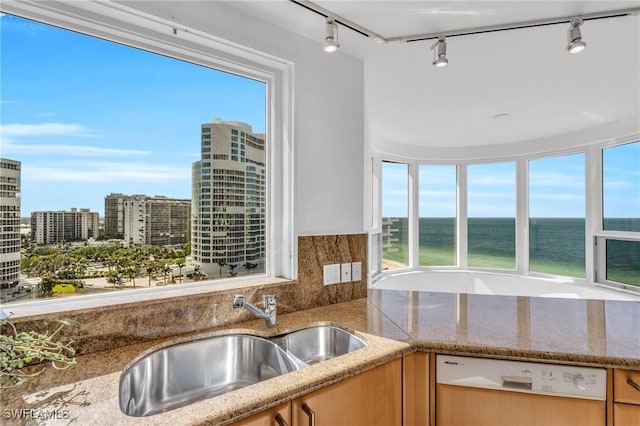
left=437, top=355, right=606, bottom=400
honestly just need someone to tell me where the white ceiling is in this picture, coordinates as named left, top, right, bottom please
left=226, top=1, right=640, bottom=151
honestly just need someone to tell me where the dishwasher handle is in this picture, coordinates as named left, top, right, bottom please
left=502, top=375, right=533, bottom=390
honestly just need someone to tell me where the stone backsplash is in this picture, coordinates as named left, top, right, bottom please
left=4, top=233, right=367, bottom=355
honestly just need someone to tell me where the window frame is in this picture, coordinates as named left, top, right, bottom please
left=1, top=1, right=296, bottom=309
left=372, top=140, right=640, bottom=295
left=593, top=142, right=640, bottom=291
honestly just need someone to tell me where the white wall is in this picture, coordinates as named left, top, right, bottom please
left=122, top=1, right=365, bottom=235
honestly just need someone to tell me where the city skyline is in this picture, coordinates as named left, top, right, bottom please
left=0, top=14, right=266, bottom=216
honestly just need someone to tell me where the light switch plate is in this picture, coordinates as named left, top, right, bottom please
left=341, top=263, right=351, bottom=283
left=352, top=261, right=362, bottom=281
left=323, top=264, right=340, bottom=286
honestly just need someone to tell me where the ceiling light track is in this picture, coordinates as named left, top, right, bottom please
left=290, top=0, right=639, bottom=44
left=395, top=8, right=639, bottom=43
left=289, top=0, right=386, bottom=42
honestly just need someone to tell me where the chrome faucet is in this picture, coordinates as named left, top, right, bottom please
left=232, top=294, right=277, bottom=328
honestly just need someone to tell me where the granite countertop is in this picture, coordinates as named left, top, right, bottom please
left=2, top=291, right=639, bottom=425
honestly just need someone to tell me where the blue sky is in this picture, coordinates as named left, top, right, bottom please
left=0, top=14, right=265, bottom=216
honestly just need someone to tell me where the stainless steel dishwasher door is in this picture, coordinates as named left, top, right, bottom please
left=436, top=355, right=607, bottom=426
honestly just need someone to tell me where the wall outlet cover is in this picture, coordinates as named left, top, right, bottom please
left=341, top=263, right=351, bottom=283
left=352, top=261, right=362, bottom=281
left=323, top=264, right=341, bottom=286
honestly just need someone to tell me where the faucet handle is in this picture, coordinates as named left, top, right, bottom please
left=232, top=295, right=246, bottom=309
left=264, top=294, right=277, bottom=308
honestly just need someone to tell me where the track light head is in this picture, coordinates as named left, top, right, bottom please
left=431, top=37, right=448, bottom=67
left=324, top=18, right=339, bottom=52
left=567, top=18, right=586, bottom=54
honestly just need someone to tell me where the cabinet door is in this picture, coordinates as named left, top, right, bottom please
left=292, top=359, right=402, bottom=426
left=614, top=369, right=640, bottom=405
left=232, top=402, right=291, bottom=426
left=403, top=352, right=430, bottom=426
left=614, top=403, right=640, bottom=426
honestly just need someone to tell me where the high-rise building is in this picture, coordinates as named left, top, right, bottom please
left=107, top=194, right=190, bottom=247
left=0, top=158, right=21, bottom=288
left=147, top=196, right=191, bottom=247
left=104, top=192, right=126, bottom=236
left=31, top=208, right=99, bottom=245
left=191, top=119, right=266, bottom=277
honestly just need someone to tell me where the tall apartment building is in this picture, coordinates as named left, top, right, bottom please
left=31, top=208, right=99, bottom=245
left=104, top=192, right=126, bottom=236
left=106, top=194, right=190, bottom=247
left=191, top=119, right=266, bottom=277
left=0, top=158, right=21, bottom=288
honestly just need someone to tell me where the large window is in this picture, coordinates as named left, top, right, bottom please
left=529, top=153, right=585, bottom=277
left=376, top=140, right=639, bottom=292
left=467, top=162, right=516, bottom=269
left=381, top=162, right=409, bottom=270
left=0, top=10, right=290, bottom=306
left=418, top=165, right=456, bottom=266
left=599, top=141, right=640, bottom=287
left=603, top=142, right=639, bottom=232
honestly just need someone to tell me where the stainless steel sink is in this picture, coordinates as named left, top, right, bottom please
left=119, top=334, right=299, bottom=417
left=273, top=325, right=367, bottom=366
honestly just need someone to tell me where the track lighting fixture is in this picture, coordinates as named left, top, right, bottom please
left=567, top=18, right=586, bottom=54
left=324, top=17, right=339, bottom=52
left=431, top=37, right=448, bottom=67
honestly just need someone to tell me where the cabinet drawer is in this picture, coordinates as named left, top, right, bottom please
left=614, top=369, right=640, bottom=405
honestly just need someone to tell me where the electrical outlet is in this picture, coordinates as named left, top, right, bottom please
left=351, top=261, right=362, bottom=281
left=341, top=263, right=351, bottom=283
left=323, top=264, right=340, bottom=286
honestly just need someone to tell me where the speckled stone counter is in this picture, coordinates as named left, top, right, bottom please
left=369, top=289, right=640, bottom=369
left=2, top=291, right=639, bottom=425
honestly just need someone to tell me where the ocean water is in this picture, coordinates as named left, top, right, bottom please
left=382, top=217, right=640, bottom=285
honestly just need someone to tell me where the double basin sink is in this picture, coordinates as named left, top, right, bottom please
left=119, top=325, right=367, bottom=417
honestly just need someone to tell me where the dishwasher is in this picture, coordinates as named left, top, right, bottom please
left=436, top=355, right=607, bottom=426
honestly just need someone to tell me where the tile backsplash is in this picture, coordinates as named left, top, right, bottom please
left=5, top=233, right=367, bottom=355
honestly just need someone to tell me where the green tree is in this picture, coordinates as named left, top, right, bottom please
left=125, top=263, right=138, bottom=288
left=175, top=259, right=185, bottom=283
left=228, top=263, right=238, bottom=277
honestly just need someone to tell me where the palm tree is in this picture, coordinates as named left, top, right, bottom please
left=145, top=260, right=158, bottom=287
left=243, top=262, right=258, bottom=275
left=163, top=264, right=171, bottom=285
left=176, top=260, right=185, bottom=283
left=193, top=264, right=203, bottom=281
left=228, top=263, right=238, bottom=277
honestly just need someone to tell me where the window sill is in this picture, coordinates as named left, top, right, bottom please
left=1, top=277, right=295, bottom=320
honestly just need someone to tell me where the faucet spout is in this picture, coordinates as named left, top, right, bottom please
left=233, top=294, right=277, bottom=328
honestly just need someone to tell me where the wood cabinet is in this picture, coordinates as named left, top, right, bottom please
left=613, top=369, right=640, bottom=426
left=403, top=352, right=430, bottom=426
left=291, top=358, right=402, bottom=426
left=232, top=402, right=291, bottom=426
left=436, top=384, right=605, bottom=426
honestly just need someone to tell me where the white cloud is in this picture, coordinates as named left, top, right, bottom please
left=529, top=172, right=584, bottom=188
left=530, top=193, right=584, bottom=201
left=1, top=141, right=149, bottom=157
left=23, top=162, right=191, bottom=183
left=0, top=122, right=96, bottom=137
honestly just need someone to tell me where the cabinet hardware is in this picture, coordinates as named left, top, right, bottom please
left=301, top=403, right=316, bottom=426
left=275, top=413, right=289, bottom=426
left=628, top=378, right=640, bottom=392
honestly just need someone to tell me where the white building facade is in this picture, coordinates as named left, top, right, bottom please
left=0, top=158, right=21, bottom=288
left=191, top=119, right=266, bottom=278
left=116, top=194, right=190, bottom=247
left=30, top=208, right=99, bottom=245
